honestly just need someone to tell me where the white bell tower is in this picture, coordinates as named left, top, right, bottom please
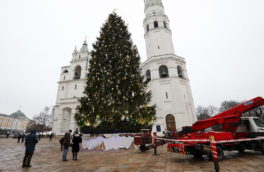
left=141, top=0, right=197, bottom=136
left=143, top=0, right=175, bottom=59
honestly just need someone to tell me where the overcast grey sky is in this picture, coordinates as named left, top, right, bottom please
left=0, top=0, right=263, bottom=119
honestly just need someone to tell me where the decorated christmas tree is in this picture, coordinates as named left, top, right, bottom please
left=75, top=11, right=156, bottom=130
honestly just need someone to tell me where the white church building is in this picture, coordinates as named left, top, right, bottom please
left=52, top=0, right=197, bottom=136
left=52, top=41, right=91, bottom=135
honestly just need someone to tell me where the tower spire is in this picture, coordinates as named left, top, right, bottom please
left=80, top=37, right=88, bottom=52
left=143, top=0, right=174, bottom=59
left=144, top=0, right=163, bottom=11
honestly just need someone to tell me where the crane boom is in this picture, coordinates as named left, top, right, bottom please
left=179, top=97, right=264, bottom=135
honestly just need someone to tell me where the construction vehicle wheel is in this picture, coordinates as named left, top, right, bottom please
left=216, top=146, right=224, bottom=161
left=139, top=145, right=146, bottom=152
left=261, top=142, right=264, bottom=154
left=238, top=149, right=245, bottom=153
left=193, top=150, right=203, bottom=158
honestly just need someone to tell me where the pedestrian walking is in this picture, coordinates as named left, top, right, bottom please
left=72, top=132, right=82, bottom=160
left=62, top=129, right=72, bottom=161
left=18, top=133, right=21, bottom=143
left=38, top=133, right=41, bottom=141
left=22, top=129, right=38, bottom=168
left=6, top=131, right=9, bottom=138
left=49, top=133, right=53, bottom=142
left=59, top=137, right=64, bottom=151
left=22, top=133, right=25, bottom=143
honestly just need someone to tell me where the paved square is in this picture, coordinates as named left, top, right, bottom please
left=1, top=138, right=264, bottom=172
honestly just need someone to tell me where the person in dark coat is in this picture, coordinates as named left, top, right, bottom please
left=22, top=129, right=38, bottom=168
left=6, top=131, right=9, bottom=138
left=59, top=137, right=64, bottom=151
left=18, top=133, right=22, bottom=143
left=21, top=133, right=25, bottom=143
left=49, top=133, right=53, bottom=142
left=72, top=132, right=82, bottom=160
left=62, top=129, right=72, bottom=161
left=38, top=133, right=41, bottom=141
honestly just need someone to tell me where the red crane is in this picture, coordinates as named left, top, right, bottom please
left=135, top=97, right=264, bottom=160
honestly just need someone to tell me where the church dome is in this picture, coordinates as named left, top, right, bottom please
left=80, top=41, right=88, bottom=53
left=10, top=110, right=28, bottom=119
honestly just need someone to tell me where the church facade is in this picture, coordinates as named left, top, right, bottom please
left=52, top=0, right=197, bottom=136
left=52, top=41, right=91, bottom=135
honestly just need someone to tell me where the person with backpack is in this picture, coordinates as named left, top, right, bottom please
left=62, top=129, right=72, bottom=161
left=22, top=129, right=38, bottom=168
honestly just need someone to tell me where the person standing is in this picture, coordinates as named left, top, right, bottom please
left=18, top=133, right=21, bottom=143
left=6, top=131, right=9, bottom=138
left=38, top=133, right=41, bottom=141
left=49, top=133, right=53, bottom=142
left=62, top=130, right=72, bottom=161
left=21, top=133, right=25, bottom=143
left=72, top=132, right=82, bottom=160
left=59, top=137, right=64, bottom=151
left=22, top=129, right=38, bottom=168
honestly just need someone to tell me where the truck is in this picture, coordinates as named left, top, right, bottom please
left=135, top=97, right=264, bottom=161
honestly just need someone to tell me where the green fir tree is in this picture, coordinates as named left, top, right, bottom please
left=75, top=12, right=156, bottom=129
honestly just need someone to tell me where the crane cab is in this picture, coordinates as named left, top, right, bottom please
left=237, top=117, right=264, bottom=133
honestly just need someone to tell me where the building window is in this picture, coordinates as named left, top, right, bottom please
left=74, top=66, right=81, bottom=79
left=177, top=66, right=184, bottom=78
left=64, top=76, right=65, bottom=80
left=62, top=86, right=64, bottom=91
left=166, top=92, right=168, bottom=99
left=159, top=65, right=169, bottom=78
left=147, top=24, right=149, bottom=32
left=75, top=85, right=77, bottom=89
left=79, top=55, right=81, bottom=59
left=154, top=21, right=159, bottom=28
left=63, top=70, right=68, bottom=73
left=164, top=21, right=167, bottom=28
left=166, top=114, right=176, bottom=131
left=158, top=46, right=160, bottom=49
left=146, top=70, right=151, bottom=81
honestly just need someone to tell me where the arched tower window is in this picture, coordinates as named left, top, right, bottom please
left=63, top=70, right=68, bottom=73
left=164, top=21, right=167, bottom=28
left=147, top=24, right=149, bottom=32
left=62, top=86, right=64, bottom=91
left=177, top=66, right=184, bottom=78
left=159, top=65, right=169, bottom=78
left=154, top=21, right=159, bottom=28
left=74, top=66, right=81, bottom=80
left=146, top=70, right=151, bottom=81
